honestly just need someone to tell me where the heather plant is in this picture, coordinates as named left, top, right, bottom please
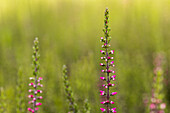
left=28, top=38, right=43, bottom=113
left=99, top=8, right=117, bottom=113
left=0, top=87, right=7, bottom=113
left=150, top=53, right=166, bottom=113
left=62, top=65, right=79, bottom=113
left=83, top=99, right=90, bottom=113
left=16, top=67, right=26, bottom=113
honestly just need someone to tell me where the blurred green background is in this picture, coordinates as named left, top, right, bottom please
left=0, top=0, right=170, bottom=112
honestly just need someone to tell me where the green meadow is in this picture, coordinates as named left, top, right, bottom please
left=0, top=0, right=170, bottom=112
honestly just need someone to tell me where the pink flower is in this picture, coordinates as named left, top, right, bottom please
left=29, top=83, right=34, bottom=86
left=35, top=107, right=39, bottom=111
left=36, top=103, right=42, bottom=106
left=28, top=108, right=32, bottom=111
left=107, top=70, right=115, bottom=73
left=100, top=108, right=106, bottom=112
left=101, top=101, right=105, bottom=104
left=108, top=83, right=115, bottom=87
left=101, top=57, right=105, bottom=60
left=100, top=50, right=105, bottom=54
left=111, top=92, right=117, bottom=96
left=110, top=101, right=114, bottom=104
left=39, top=77, right=43, bottom=80
left=101, top=70, right=105, bottom=73
left=33, top=98, right=36, bottom=101
left=100, top=90, right=105, bottom=95
left=32, top=110, right=35, bottom=113
left=37, top=90, right=42, bottom=93
left=28, top=95, right=34, bottom=98
left=111, top=108, right=116, bottom=113
left=100, top=77, right=106, bottom=80
left=150, top=103, right=156, bottom=109
left=109, top=50, right=114, bottom=54
left=38, top=96, right=43, bottom=99
left=28, top=89, right=33, bottom=92
left=110, top=75, right=116, bottom=81
left=160, top=103, right=166, bottom=109
left=107, top=57, right=113, bottom=60
left=110, top=61, right=114, bottom=64
left=100, top=63, right=105, bottom=66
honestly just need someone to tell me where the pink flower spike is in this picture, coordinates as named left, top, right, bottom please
left=100, top=108, right=106, bottom=112
left=28, top=108, right=32, bottom=111
left=111, top=92, right=117, bottom=96
left=100, top=77, right=106, bottom=80
left=110, top=101, right=114, bottom=104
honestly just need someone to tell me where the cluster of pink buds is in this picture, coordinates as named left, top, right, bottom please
left=28, top=38, right=43, bottom=113
left=99, top=8, right=117, bottom=113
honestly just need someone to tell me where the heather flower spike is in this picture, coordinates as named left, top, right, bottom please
left=83, top=99, right=91, bottom=113
left=150, top=53, right=166, bottom=113
left=100, top=8, right=117, bottom=113
left=63, top=65, right=78, bottom=113
left=28, top=37, right=43, bottom=113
